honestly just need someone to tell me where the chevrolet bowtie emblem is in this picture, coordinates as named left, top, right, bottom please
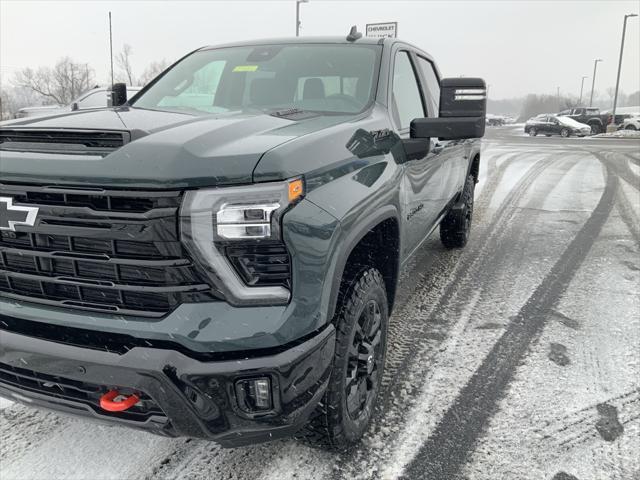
left=0, top=196, right=39, bottom=231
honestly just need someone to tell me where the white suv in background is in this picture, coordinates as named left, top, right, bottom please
left=15, top=86, right=142, bottom=119
left=618, top=113, right=640, bottom=131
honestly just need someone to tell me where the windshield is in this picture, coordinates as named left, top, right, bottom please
left=132, top=44, right=381, bottom=115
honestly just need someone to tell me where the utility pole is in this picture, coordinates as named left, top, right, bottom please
left=109, top=12, right=114, bottom=88
left=611, top=13, right=638, bottom=130
left=296, top=0, right=309, bottom=36
left=579, top=75, right=588, bottom=105
left=589, top=58, right=602, bottom=107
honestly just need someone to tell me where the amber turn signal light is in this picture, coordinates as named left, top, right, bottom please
left=288, top=178, right=304, bottom=203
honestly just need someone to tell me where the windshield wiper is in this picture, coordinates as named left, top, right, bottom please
left=269, top=108, right=320, bottom=121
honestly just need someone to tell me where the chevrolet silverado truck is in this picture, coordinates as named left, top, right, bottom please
left=0, top=30, right=485, bottom=449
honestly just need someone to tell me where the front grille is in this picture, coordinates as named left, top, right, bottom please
left=0, top=362, right=165, bottom=422
left=0, top=183, right=219, bottom=317
left=0, top=129, right=127, bottom=156
left=226, top=243, right=291, bottom=288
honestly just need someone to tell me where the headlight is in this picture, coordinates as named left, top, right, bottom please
left=180, top=178, right=303, bottom=306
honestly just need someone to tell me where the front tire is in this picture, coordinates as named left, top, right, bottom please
left=626, top=124, right=637, bottom=131
left=589, top=123, right=602, bottom=135
left=297, top=268, right=388, bottom=450
left=440, top=174, right=475, bottom=248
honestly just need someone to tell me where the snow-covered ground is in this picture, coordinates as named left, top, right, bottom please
left=1, top=130, right=639, bottom=480
left=594, top=130, right=640, bottom=139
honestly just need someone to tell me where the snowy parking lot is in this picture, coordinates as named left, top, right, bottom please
left=1, top=128, right=639, bottom=480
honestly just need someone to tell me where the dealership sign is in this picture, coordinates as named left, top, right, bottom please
left=365, top=22, right=397, bottom=38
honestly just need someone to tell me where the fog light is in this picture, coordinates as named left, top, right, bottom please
left=235, top=377, right=272, bottom=412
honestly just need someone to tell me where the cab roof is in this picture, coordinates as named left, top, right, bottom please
left=201, top=36, right=394, bottom=50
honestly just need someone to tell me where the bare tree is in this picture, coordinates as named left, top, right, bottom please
left=116, top=44, right=135, bottom=86
left=139, top=60, right=169, bottom=85
left=626, top=90, right=640, bottom=107
left=12, top=57, right=94, bottom=105
left=518, top=93, right=579, bottom=122
left=0, top=88, right=11, bottom=120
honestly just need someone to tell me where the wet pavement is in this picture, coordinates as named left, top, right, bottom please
left=1, top=126, right=639, bottom=480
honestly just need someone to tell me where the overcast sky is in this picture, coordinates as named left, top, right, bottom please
left=1, top=0, right=638, bottom=100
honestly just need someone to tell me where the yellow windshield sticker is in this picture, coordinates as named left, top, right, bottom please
left=233, top=65, right=259, bottom=72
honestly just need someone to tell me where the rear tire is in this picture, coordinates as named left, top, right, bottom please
left=560, top=128, right=570, bottom=137
left=440, top=174, right=475, bottom=249
left=529, top=128, right=537, bottom=136
left=296, top=268, right=388, bottom=450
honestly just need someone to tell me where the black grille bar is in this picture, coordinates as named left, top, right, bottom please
left=226, top=243, right=291, bottom=288
left=1, top=184, right=220, bottom=317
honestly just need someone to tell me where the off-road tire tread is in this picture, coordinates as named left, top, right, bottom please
left=296, top=268, right=387, bottom=450
left=440, top=174, right=475, bottom=248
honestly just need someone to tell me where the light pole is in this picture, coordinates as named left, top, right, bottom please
left=579, top=75, right=588, bottom=105
left=589, top=59, right=603, bottom=107
left=611, top=13, right=638, bottom=130
left=296, top=0, right=309, bottom=37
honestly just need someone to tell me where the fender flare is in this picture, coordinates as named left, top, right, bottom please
left=466, top=147, right=481, bottom=182
left=326, top=205, right=401, bottom=321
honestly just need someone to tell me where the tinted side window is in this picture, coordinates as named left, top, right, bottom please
left=415, top=57, right=440, bottom=116
left=392, top=51, right=425, bottom=130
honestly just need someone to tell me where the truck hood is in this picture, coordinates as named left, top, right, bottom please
left=0, top=107, right=352, bottom=189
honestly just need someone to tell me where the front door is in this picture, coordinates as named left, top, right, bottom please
left=391, top=49, right=453, bottom=258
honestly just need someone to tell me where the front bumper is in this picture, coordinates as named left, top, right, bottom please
left=0, top=322, right=335, bottom=447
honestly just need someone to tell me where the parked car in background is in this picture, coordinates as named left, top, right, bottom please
left=486, top=114, right=506, bottom=126
left=524, top=114, right=591, bottom=137
left=617, top=113, right=640, bottom=131
left=557, top=107, right=609, bottom=134
left=15, top=86, right=142, bottom=118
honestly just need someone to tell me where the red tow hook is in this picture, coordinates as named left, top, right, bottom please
left=99, top=390, right=140, bottom=412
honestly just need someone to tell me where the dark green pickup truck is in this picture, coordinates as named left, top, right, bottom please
left=0, top=31, right=485, bottom=449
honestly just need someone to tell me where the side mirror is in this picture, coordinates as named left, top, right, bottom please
left=401, top=139, right=430, bottom=161
left=410, top=77, right=486, bottom=141
left=70, top=102, right=79, bottom=111
left=110, top=83, right=128, bottom=107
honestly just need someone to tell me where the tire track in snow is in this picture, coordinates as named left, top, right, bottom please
left=400, top=159, right=618, bottom=480
left=595, top=150, right=639, bottom=191
left=624, top=153, right=639, bottom=167
left=592, top=151, right=640, bottom=246
left=380, top=153, right=553, bottom=396
left=331, top=152, right=565, bottom=479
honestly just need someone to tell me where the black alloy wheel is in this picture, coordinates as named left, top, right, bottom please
left=344, top=299, right=383, bottom=420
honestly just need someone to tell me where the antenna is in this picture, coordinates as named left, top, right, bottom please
left=347, top=25, right=362, bottom=42
left=109, top=12, right=114, bottom=88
